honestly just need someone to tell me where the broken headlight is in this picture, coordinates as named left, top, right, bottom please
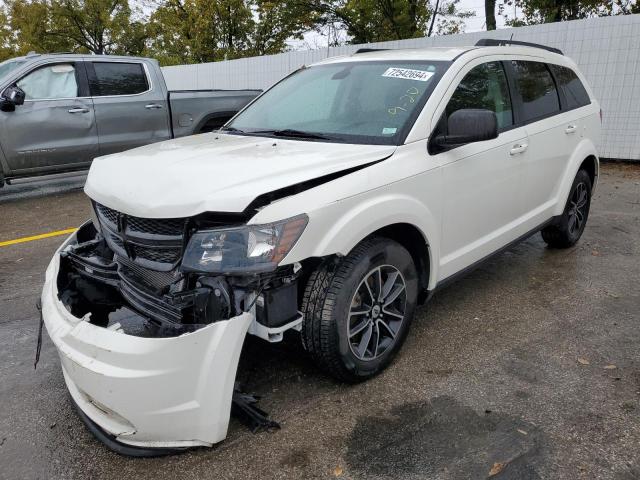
left=181, top=215, right=308, bottom=273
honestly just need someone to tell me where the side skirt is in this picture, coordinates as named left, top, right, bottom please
left=424, top=217, right=556, bottom=301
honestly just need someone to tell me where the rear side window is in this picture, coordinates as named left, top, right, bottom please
left=549, top=64, right=591, bottom=110
left=510, top=61, right=560, bottom=123
left=446, top=61, right=513, bottom=130
left=89, top=62, right=149, bottom=96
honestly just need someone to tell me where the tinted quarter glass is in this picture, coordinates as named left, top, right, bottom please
left=549, top=64, right=591, bottom=110
left=445, top=61, right=513, bottom=130
left=511, top=61, right=560, bottom=122
left=90, top=62, right=149, bottom=96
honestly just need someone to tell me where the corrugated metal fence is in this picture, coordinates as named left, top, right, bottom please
left=163, top=15, right=640, bottom=160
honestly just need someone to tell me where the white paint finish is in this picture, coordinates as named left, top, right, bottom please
left=47, top=45, right=602, bottom=448
left=41, top=234, right=252, bottom=448
left=84, top=132, right=396, bottom=217
left=163, top=15, right=640, bottom=161
left=436, top=126, right=529, bottom=279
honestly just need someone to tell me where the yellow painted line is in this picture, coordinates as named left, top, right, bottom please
left=0, top=228, right=77, bottom=247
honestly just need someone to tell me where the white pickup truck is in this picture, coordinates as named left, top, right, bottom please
left=0, top=53, right=260, bottom=186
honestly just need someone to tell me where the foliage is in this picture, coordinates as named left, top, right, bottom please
left=0, top=0, right=635, bottom=66
left=501, top=0, right=639, bottom=25
left=145, top=0, right=314, bottom=65
left=298, top=0, right=473, bottom=44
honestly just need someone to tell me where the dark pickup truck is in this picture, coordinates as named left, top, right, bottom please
left=0, top=53, right=260, bottom=186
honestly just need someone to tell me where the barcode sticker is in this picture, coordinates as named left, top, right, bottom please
left=382, top=68, right=434, bottom=82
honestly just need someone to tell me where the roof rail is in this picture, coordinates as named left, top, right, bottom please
left=354, top=48, right=389, bottom=54
left=475, top=38, right=563, bottom=55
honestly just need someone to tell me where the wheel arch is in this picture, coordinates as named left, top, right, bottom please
left=553, top=139, right=600, bottom=216
left=282, top=194, right=440, bottom=292
left=579, top=154, right=598, bottom=190
left=367, top=223, right=432, bottom=303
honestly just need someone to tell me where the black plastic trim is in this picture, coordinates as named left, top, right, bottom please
left=72, top=397, right=191, bottom=457
left=427, top=217, right=555, bottom=300
left=475, top=38, right=563, bottom=55
left=354, top=48, right=389, bottom=54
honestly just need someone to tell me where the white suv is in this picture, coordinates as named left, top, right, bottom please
left=41, top=41, right=600, bottom=453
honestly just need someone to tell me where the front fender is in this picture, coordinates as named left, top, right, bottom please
left=552, top=138, right=599, bottom=216
left=282, top=192, right=441, bottom=290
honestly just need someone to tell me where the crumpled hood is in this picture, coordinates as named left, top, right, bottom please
left=85, top=133, right=396, bottom=218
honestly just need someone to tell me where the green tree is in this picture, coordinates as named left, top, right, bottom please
left=3, top=0, right=75, bottom=57
left=49, top=0, right=146, bottom=54
left=502, top=0, right=639, bottom=25
left=299, top=0, right=473, bottom=44
left=145, top=0, right=313, bottom=65
left=0, top=0, right=146, bottom=61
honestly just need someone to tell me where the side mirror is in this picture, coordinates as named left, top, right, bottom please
left=432, top=109, right=498, bottom=150
left=0, top=85, right=26, bottom=112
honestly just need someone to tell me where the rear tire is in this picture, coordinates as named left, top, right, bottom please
left=541, top=169, right=592, bottom=248
left=300, top=237, right=419, bottom=383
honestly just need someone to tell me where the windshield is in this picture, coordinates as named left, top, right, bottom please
left=0, top=59, right=25, bottom=83
left=226, top=60, right=449, bottom=145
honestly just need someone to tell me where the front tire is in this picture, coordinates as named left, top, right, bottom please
left=300, top=237, right=419, bottom=383
left=541, top=169, right=592, bottom=248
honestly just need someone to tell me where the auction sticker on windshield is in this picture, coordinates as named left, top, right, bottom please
left=382, top=67, right=434, bottom=82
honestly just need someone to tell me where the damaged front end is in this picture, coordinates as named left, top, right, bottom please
left=43, top=203, right=307, bottom=453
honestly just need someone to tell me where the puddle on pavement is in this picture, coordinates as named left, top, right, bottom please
left=346, top=396, right=545, bottom=479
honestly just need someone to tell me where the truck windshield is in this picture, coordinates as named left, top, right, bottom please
left=0, top=59, right=25, bottom=83
left=226, top=60, right=449, bottom=145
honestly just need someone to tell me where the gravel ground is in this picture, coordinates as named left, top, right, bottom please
left=0, top=162, right=638, bottom=479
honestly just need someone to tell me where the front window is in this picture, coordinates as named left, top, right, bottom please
left=0, top=59, right=25, bottom=83
left=17, top=63, right=78, bottom=100
left=226, top=60, right=449, bottom=145
left=445, top=61, right=513, bottom=130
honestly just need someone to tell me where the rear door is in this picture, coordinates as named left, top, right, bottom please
left=434, top=59, right=529, bottom=279
left=506, top=60, right=569, bottom=225
left=86, top=60, right=171, bottom=156
left=0, top=61, right=98, bottom=175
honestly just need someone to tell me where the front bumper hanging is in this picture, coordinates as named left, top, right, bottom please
left=40, top=229, right=295, bottom=452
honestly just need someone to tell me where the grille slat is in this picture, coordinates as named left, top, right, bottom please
left=95, top=202, right=186, bottom=270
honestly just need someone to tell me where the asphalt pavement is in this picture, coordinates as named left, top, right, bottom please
left=0, top=163, right=638, bottom=479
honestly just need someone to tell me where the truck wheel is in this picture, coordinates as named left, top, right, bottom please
left=541, top=169, right=592, bottom=248
left=300, top=237, right=418, bottom=383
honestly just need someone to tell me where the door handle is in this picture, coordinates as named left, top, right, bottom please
left=145, top=104, right=163, bottom=110
left=68, top=107, right=89, bottom=114
left=509, top=143, right=528, bottom=155
left=565, top=124, right=578, bottom=134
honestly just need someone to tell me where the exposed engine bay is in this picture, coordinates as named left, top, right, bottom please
left=57, top=204, right=303, bottom=340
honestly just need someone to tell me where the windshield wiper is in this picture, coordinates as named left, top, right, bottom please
left=220, top=126, right=245, bottom=133
left=250, top=129, right=334, bottom=141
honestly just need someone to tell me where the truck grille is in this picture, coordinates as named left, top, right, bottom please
left=95, top=203, right=187, bottom=272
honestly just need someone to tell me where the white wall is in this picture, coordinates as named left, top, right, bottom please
left=162, top=15, right=640, bottom=161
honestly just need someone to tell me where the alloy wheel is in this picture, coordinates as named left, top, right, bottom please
left=347, top=265, right=407, bottom=361
left=568, top=181, right=588, bottom=236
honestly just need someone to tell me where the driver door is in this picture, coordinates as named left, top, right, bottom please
left=434, top=60, right=528, bottom=280
left=0, top=61, right=98, bottom=175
